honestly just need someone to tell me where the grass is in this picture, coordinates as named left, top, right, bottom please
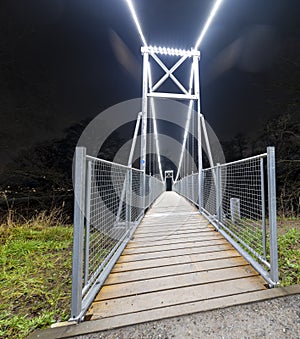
left=223, top=217, right=300, bottom=286
left=265, top=218, right=300, bottom=286
left=0, top=209, right=73, bottom=339
left=0, top=211, right=299, bottom=339
left=277, top=227, right=300, bottom=286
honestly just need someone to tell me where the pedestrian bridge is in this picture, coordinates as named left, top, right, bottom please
left=69, top=0, right=279, bottom=326
left=70, top=147, right=278, bottom=325
left=86, top=191, right=267, bottom=329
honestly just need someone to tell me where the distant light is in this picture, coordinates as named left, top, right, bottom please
left=142, top=46, right=200, bottom=57
left=125, top=0, right=148, bottom=46
left=195, top=0, right=223, bottom=49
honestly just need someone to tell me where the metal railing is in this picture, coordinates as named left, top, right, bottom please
left=174, top=147, right=279, bottom=287
left=173, top=172, right=199, bottom=206
left=71, top=147, right=164, bottom=321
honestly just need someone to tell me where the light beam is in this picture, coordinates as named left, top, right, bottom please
left=195, top=0, right=223, bottom=49
left=125, top=0, right=148, bottom=47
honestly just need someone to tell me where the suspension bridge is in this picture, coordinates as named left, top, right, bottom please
left=29, top=1, right=299, bottom=337
left=70, top=0, right=280, bottom=325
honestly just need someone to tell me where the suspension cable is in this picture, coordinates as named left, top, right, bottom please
left=148, top=63, right=164, bottom=182
left=150, top=99, right=164, bottom=182
left=125, top=0, right=148, bottom=47
left=174, top=100, right=193, bottom=182
left=194, top=0, right=223, bottom=49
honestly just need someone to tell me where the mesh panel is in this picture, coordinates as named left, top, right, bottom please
left=220, top=158, right=265, bottom=260
left=83, top=156, right=165, bottom=290
left=174, top=154, right=270, bottom=271
left=173, top=173, right=199, bottom=205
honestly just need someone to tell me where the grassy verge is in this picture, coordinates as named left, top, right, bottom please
left=0, top=212, right=73, bottom=339
left=0, top=215, right=299, bottom=339
left=276, top=218, right=300, bottom=286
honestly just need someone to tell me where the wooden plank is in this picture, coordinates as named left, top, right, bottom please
left=29, top=285, right=300, bottom=338
left=133, top=229, right=214, bottom=240
left=139, top=221, right=205, bottom=226
left=129, top=232, right=222, bottom=244
left=126, top=233, right=224, bottom=249
left=105, top=257, right=249, bottom=285
left=143, top=212, right=200, bottom=216
left=142, top=215, right=205, bottom=219
left=141, top=212, right=203, bottom=218
left=84, top=286, right=299, bottom=334
left=90, top=276, right=266, bottom=318
left=134, top=225, right=212, bottom=236
left=112, top=249, right=241, bottom=272
left=137, top=222, right=209, bottom=230
left=84, top=192, right=270, bottom=332
left=140, top=218, right=208, bottom=222
left=121, top=241, right=230, bottom=261
left=145, top=209, right=196, bottom=215
left=137, top=221, right=209, bottom=228
left=95, top=265, right=259, bottom=301
left=141, top=214, right=206, bottom=220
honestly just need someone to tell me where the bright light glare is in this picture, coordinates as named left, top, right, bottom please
left=195, top=0, right=223, bottom=49
left=125, top=0, right=147, bottom=46
left=147, top=46, right=195, bottom=57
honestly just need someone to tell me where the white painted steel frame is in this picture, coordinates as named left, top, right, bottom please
left=140, top=46, right=214, bottom=208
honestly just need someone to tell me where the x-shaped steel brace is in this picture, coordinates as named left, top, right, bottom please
left=149, top=53, right=190, bottom=95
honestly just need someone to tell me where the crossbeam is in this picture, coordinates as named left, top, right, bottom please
left=142, top=46, right=200, bottom=57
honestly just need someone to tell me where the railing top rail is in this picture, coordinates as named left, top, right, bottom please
left=86, top=154, right=164, bottom=182
left=203, top=152, right=267, bottom=171
left=86, top=155, right=144, bottom=172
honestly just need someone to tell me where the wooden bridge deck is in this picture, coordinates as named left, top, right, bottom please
left=87, top=192, right=267, bottom=329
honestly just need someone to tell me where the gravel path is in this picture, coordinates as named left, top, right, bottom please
left=72, top=295, right=300, bottom=339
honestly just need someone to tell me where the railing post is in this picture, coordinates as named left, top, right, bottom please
left=126, top=168, right=132, bottom=235
left=199, top=170, right=204, bottom=213
left=140, top=51, right=149, bottom=214
left=216, top=163, right=222, bottom=225
left=267, top=147, right=279, bottom=285
left=191, top=171, right=194, bottom=203
left=84, top=160, right=92, bottom=286
left=71, top=146, right=86, bottom=321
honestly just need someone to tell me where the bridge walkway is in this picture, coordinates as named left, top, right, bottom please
left=87, top=192, right=267, bottom=329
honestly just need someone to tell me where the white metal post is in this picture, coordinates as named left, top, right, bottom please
left=84, top=160, right=92, bottom=286
left=216, top=163, right=222, bottom=223
left=267, top=146, right=279, bottom=285
left=193, top=54, right=203, bottom=212
left=141, top=51, right=149, bottom=211
left=125, top=168, right=132, bottom=234
left=70, top=146, right=86, bottom=321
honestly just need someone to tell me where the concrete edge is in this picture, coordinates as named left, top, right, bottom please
left=27, top=284, right=300, bottom=339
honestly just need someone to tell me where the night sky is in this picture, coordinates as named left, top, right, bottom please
left=1, top=0, right=299, bottom=166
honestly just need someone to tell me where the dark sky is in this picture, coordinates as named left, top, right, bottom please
left=0, top=0, right=299, bottom=164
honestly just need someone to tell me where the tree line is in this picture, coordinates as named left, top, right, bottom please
left=0, top=110, right=298, bottom=221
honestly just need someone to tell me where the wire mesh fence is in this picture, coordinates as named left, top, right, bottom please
left=202, top=155, right=267, bottom=264
left=173, top=172, right=199, bottom=205
left=174, top=147, right=278, bottom=287
left=71, top=147, right=164, bottom=321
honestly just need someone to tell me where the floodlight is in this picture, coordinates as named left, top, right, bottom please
left=146, top=46, right=197, bottom=57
